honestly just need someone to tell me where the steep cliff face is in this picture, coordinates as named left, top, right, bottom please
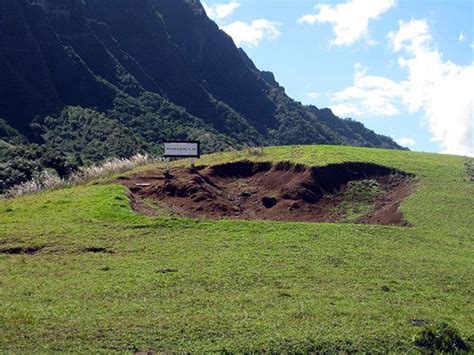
left=0, top=0, right=402, bottom=151
left=0, top=0, right=117, bottom=135
left=151, top=0, right=278, bottom=131
left=0, top=0, right=60, bottom=132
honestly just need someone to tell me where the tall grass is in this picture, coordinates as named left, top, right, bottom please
left=1, top=154, right=155, bottom=199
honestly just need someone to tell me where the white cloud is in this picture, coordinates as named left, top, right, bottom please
left=389, top=20, right=474, bottom=156
left=367, top=39, right=379, bottom=46
left=330, top=19, right=474, bottom=156
left=308, top=91, right=320, bottom=99
left=222, top=19, right=281, bottom=47
left=396, top=137, right=416, bottom=147
left=202, top=1, right=240, bottom=21
left=330, top=103, right=363, bottom=117
left=298, top=0, right=396, bottom=46
left=458, top=32, right=465, bottom=42
left=388, top=19, right=430, bottom=52
left=330, top=63, right=403, bottom=116
left=204, top=2, right=281, bottom=48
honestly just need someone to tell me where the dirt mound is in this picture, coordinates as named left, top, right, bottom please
left=120, top=161, right=415, bottom=225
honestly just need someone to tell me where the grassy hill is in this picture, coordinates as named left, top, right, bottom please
left=1, top=145, right=473, bottom=352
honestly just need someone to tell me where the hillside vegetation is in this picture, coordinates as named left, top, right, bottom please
left=1, top=145, right=473, bottom=352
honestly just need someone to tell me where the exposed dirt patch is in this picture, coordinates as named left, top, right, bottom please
left=119, top=160, right=415, bottom=226
left=156, top=268, right=178, bottom=274
left=362, top=176, right=413, bottom=226
left=83, top=247, right=113, bottom=254
left=0, top=245, right=44, bottom=255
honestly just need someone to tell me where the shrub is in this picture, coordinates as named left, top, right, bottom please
left=0, top=156, right=42, bottom=193
left=2, top=170, right=64, bottom=198
left=413, top=322, right=470, bottom=353
left=465, top=157, right=474, bottom=182
left=245, top=146, right=265, bottom=157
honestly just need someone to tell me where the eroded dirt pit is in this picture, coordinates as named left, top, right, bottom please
left=119, top=161, right=415, bottom=226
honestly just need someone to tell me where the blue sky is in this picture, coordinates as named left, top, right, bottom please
left=202, top=0, right=473, bottom=156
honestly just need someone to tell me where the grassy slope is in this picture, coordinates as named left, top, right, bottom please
left=0, top=145, right=473, bottom=352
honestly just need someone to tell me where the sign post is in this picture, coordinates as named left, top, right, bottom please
left=163, top=141, right=201, bottom=176
left=164, top=158, right=171, bottom=176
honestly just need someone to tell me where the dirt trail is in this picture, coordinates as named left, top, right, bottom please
left=119, top=160, right=415, bottom=225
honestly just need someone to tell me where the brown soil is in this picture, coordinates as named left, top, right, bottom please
left=119, top=160, right=415, bottom=226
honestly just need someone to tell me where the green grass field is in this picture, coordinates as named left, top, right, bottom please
left=1, top=145, right=473, bottom=352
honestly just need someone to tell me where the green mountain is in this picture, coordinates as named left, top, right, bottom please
left=0, top=0, right=404, bottom=192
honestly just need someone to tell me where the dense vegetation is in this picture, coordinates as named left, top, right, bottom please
left=0, top=0, right=404, bottom=193
left=1, top=115, right=82, bottom=194
left=1, top=108, right=149, bottom=194
left=1, top=145, right=472, bottom=352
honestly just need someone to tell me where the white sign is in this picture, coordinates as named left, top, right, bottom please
left=164, top=141, right=200, bottom=158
